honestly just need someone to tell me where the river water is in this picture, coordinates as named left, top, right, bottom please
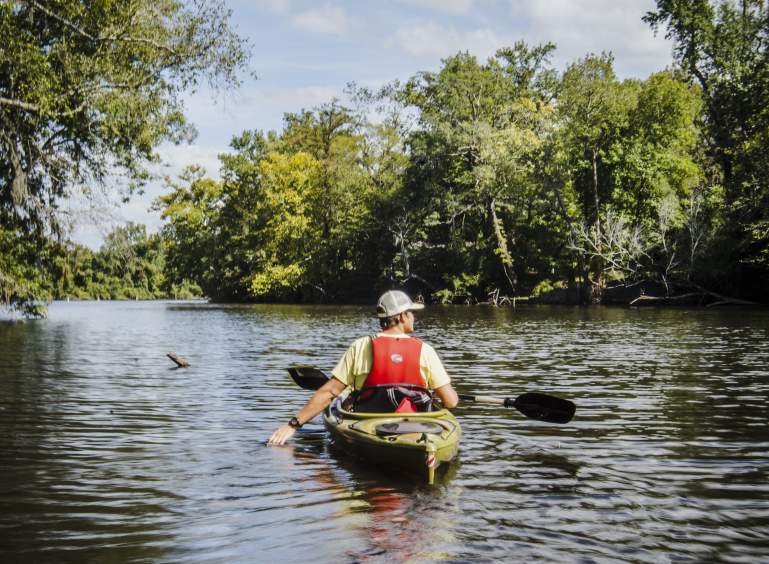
left=1, top=301, right=768, bottom=563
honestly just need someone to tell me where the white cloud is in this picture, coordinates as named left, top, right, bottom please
left=511, top=0, right=673, bottom=77
left=254, top=84, right=341, bottom=109
left=154, top=142, right=224, bottom=181
left=396, top=0, right=475, bottom=14
left=224, top=84, right=345, bottom=133
left=391, top=22, right=507, bottom=60
left=291, top=3, right=350, bottom=36
left=254, top=0, right=292, bottom=14
left=68, top=143, right=225, bottom=249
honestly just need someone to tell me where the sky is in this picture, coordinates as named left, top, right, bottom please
left=70, top=0, right=675, bottom=249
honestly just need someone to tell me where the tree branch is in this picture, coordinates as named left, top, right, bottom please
left=28, top=0, right=96, bottom=41
left=0, top=96, right=41, bottom=113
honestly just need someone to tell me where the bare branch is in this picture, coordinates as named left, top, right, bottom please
left=0, top=96, right=41, bottom=113
left=27, top=1, right=96, bottom=40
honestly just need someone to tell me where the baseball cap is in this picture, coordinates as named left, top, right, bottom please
left=376, top=290, right=425, bottom=318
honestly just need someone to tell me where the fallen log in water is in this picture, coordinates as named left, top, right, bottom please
left=167, top=352, right=190, bottom=368
left=629, top=286, right=757, bottom=307
left=629, top=292, right=705, bottom=306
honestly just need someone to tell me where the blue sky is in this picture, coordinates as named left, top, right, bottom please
left=71, top=0, right=674, bottom=248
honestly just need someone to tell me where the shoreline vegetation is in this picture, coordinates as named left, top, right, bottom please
left=2, top=2, right=768, bottom=318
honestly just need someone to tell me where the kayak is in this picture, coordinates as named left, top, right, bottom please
left=323, top=395, right=461, bottom=485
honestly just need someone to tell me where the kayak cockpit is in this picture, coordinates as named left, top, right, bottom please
left=324, top=395, right=461, bottom=484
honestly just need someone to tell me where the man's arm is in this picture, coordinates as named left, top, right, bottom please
left=267, top=377, right=348, bottom=445
left=434, top=383, right=458, bottom=409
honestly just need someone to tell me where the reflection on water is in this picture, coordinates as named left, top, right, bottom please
left=1, top=301, right=769, bottom=562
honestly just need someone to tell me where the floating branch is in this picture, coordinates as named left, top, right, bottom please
left=167, top=352, right=190, bottom=368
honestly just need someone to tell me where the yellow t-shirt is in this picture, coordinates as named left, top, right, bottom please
left=331, top=334, right=451, bottom=391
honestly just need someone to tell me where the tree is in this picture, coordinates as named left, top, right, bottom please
left=155, top=166, right=225, bottom=299
left=615, top=71, right=704, bottom=290
left=0, top=0, right=250, bottom=314
left=645, top=0, right=769, bottom=295
left=398, top=43, right=557, bottom=301
left=0, top=226, right=51, bottom=316
left=275, top=102, right=379, bottom=298
left=552, top=57, right=705, bottom=301
left=555, top=54, right=637, bottom=302
left=248, top=151, right=321, bottom=298
left=155, top=102, right=384, bottom=303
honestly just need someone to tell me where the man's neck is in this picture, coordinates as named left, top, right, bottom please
left=381, top=325, right=408, bottom=336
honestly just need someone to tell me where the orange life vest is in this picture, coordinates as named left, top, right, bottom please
left=363, top=336, right=425, bottom=387
left=361, top=336, right=425, bottom=413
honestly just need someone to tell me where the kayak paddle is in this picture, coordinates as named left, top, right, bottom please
left=287, top=366, right=576, bottom=424
left=288, top=366, right=330, bottom=391
left=457, top=392, right=575, bottom=424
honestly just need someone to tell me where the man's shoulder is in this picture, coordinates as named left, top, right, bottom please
left=349, top=335, right=374, bottom=349
left=418, top=340, right=440, bottom=357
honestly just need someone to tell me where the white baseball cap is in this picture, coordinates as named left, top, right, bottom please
left=376, top=290, right=425, bottom=318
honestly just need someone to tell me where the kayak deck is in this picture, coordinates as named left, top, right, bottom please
left=323, top=397, right=461, bottom=484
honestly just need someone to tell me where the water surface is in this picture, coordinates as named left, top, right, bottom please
left=1, top=302, right=768, bottom=562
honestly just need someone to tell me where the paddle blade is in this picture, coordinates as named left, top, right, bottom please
left=508, top=392, right=576, bottom=424
left=287, top=366, right=329, bottom=391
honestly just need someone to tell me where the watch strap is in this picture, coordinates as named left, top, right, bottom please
left=288, top=417, right=302, bottom=429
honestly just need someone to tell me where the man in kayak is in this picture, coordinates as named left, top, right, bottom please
left=268, top=290, right=459, bottom=445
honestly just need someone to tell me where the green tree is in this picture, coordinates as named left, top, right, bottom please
left=398, top=43, right=557, bottom=301
left=614, top=71, right=704, bottom=291
left=0, top=0, right=249, bottom=314
left=0, top=227, right=51, bottom=316
left=552, top=55, right=704, bottom=301
left=645, top=0, right=769, bottom=295
left=275, top=102, right=379, bottom=298
left=155, top=166, right=225, bottom=299
left=156, top=104, right=382, bottom=303
left=248, top=151, right=321, bottom=298
left=555, top=54, right=637, bottom=302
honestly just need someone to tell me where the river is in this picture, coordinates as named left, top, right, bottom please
left=1, top=301, right=768, bottom=562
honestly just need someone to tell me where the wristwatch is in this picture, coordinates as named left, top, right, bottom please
left=288, top=417, right=302, bottom=429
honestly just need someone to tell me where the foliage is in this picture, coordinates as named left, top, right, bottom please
left=1, top=221, right=199, bottom=316
left=0, top=0, right=249, bottom=314
left=5, top=5, right=769, bottom=309
left=156, top=103, right=384, bottom=302
left=552, top=56, right=704, bottom=300
left=155, top=166, right=228, bottom=298
left=0, top=226, right=51, bottom=316
left=57, top=222, right=187, bottom=300
left=153, top=42, right=752, bottom=305
left=393, top=44, right=558, bottom=300
left=645, top=0, right=769, bottom=292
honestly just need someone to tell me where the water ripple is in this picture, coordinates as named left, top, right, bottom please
left=1, top=302, right=768, bottom=562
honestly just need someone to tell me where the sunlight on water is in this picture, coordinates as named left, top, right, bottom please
left=1, top=302, right=768, bottom=562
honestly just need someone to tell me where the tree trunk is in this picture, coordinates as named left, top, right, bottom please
left=590, top=149, right=603, bottom=304
left=488, top=198, right=517, bottom=293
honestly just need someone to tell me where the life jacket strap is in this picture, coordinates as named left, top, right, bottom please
left=352, top=384, right=433, bottom=413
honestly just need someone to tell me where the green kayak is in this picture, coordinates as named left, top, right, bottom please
left=323, top=395, right=461, bottom=485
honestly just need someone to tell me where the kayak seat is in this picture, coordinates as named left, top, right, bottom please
left=375, top=421, right=446, bottom=436
left=352, top=384, right=433, bottom=413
